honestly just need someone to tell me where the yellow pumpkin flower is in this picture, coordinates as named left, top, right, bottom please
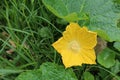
left=52, top=22, right=97, bottom=68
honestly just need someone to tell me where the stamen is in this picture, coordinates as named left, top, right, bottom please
left=69, top=40, right=80, bottom=52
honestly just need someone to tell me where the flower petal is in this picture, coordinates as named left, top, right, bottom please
left=52, top=22, right=97, bottom=68
left=80, top=48, right=96, bottom=64
left=61, top=49, right=83, bottom=68
left=77, top=27, right=97, bottom=49
left=61, top=48, right=96, bottom=68
left=64, top=23, right=97, bottom=49
left=52, top=37, right=68, bottom=54
left=66, top=22, right=81, bottom=30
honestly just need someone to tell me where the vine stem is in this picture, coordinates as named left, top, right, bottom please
left=87, top=65, right=120, bottom=80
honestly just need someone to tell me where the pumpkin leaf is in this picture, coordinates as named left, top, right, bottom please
left=97, top=48, right=116, bottom=68
left=15, top=62, right=77, bottom=80
left=83, top=71, right=94, bottom=80
left=42, top=0, right=120, bottom=42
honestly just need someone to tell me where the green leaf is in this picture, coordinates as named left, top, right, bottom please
left=42, top=0, right=120, bottom=42
left=98, top=69, right=109, bottom=79
left=114, top=0, right=120, bottom=3
left=42, top=0, right=88, bottom=22
left=111, top=60, right=120, bottom=74
left=114, top=0, right=120, bottom=13
left=16, top=62, right=77, bottom=80
left=83, top=0, right=120, bottom=42
left=40, top=62, right=77, bottom=80
left=97, top=48, right=116, bottom=68
left=88, top=0, right=120, bottom=41
left=83, top=71, right=94, bottom=80
left=39, top=27, right=52, bottom=38
left=15, top=70, right=42, bottom=80
left=114, top=42, right=120, bottom=51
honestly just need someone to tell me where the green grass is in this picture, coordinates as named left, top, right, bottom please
left=0, top=0, right=120, bottom=80
left=0, top=0, right=63, bottom=79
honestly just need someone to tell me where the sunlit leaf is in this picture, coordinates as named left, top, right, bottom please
left=42, top=0, right=89, bottom=22
left=42, top=0, right=120, bottom=42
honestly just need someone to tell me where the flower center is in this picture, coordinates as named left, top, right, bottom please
left=69, top=40, right=80, bottom=52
